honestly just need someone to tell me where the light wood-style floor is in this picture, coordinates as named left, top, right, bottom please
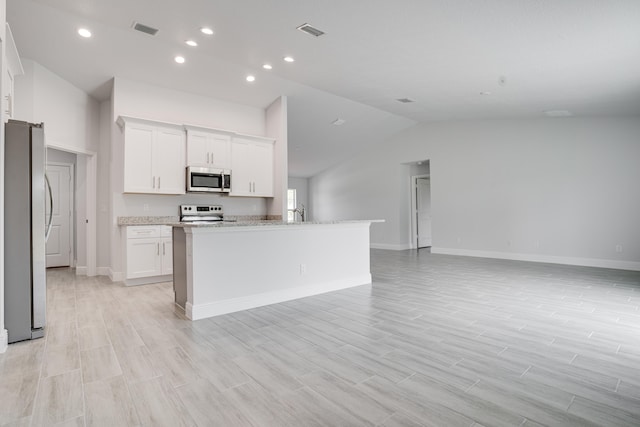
left=1, top=249, right=640, bottom=426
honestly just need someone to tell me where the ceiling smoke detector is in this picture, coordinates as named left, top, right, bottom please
left=396, top=98, right=415, bottom=104
left=132, top=22, right=159, bottom=36
left=297, top=23, right=325, bottom=37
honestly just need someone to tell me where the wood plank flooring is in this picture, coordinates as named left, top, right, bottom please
left=1, top=249, right=640, bottom=426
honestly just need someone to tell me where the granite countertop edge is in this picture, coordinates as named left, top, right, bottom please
left=173, top=219, right=385, bottom=228
left=117, top=216, right=384, bottom=227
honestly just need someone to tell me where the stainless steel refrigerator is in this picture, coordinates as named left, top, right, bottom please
left=4, top=120, right=51, bottom=343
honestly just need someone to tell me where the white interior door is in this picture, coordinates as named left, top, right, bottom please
left=46, top=164, right=72, bottom=267
left=416, top=177, right=432, bottom=248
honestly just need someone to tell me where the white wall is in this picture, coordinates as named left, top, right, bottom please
left=288, top=177, right=309, bottom=220
left=266, top=96, right=288, bottom=219
left=15, top=59, right=99, bottom=154
left=97, top=99, right=111, bottom=272
left=113, top=78, right=265, bottom=136
left=310, top=117, right=640, bottom=270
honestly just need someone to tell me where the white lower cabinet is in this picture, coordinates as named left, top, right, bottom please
left=125, top=225, right=173, bottom=284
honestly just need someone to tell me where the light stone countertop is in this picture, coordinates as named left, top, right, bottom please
left=117, top=216, right=383, bottom=228
left=117, top=216, right=179, bottom=225
left=172, top=219, right=385, bottom=228
left=117, top=215, right=280, bottom=226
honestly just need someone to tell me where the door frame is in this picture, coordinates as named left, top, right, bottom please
left=46, top=143, right=97, bottom=277
left=410, top=174, right=431, bottom=249
left=46, top=161, right=75, bottom=267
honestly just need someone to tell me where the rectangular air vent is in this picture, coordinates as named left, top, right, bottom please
left=297, top=23, right=325, bottom=37
left=396, top=98, right=415, bottom=103
left=132, top=22, right=159, bottom=36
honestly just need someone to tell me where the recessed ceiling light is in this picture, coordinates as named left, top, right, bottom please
left=77, top=28, right=92, bottom=38
left=283, top=56, right=295, bottom=63
left=174, top=56, right=185, bottom=64
left=185, top=40, right=198, bottom=47
left=262, top=64, right=273, bottom=70
left=331, top=118, right=346, bottom=126
left=246, top=75, right=256, bottom=82
left=200, top=27, right=214, bottom=35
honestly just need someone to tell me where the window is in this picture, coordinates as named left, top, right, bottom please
left=287, top=189, right=297, bottom=222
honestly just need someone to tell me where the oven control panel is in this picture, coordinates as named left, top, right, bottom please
left=180, top=205, right=224, bottom=221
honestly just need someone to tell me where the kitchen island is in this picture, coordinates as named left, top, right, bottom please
left=172, top=220, right=382, bottom=320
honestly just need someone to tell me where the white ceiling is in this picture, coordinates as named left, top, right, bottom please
left=7, top=0, right=640, bottom=177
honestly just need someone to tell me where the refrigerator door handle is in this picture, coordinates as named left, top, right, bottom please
left=45, top=173, right=54, bottom=242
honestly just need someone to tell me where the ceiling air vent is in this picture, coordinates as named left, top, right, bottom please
left=297, top=23, right=325, bottom=37
left=132, top=22, right=159, bottom=36
left=396, top=98, right=415, bottom=103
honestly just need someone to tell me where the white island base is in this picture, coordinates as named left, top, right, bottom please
left=172, top=221, right=379, bottom=320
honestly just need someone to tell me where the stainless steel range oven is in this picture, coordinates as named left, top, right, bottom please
left=186, top=166, right=231, bottom=193
left=180, top=204, right=224, bottom=224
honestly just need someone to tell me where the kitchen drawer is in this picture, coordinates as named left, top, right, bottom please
left=160, top=225, right=172, bottom=238
left=126, top=225, right=161, bottom=239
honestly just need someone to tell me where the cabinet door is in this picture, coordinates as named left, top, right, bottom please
left=126, top=238, right=162, bottom=279
left=252, top=142, right=274, bottom=197
left=124, top=125, right=154, bottom=193
left=209, top=134, right=231, bottom=169
left=161, top=237, right=173, bottom=275
left=154, top=127, right=185, bottom=194
left=186, top=131, right=210, bottom=167
left=230, top=139, right=253, bottom=196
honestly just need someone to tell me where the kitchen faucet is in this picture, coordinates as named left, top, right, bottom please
left=293, top=204, right=306, bottom=222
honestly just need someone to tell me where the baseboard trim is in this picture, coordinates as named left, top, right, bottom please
left=76, top=266, right=87, bottom=276
left=108, top=269, right=124, bottom=283
left=0, top=329, right=8, bottom=353
left=370, top=243, right=412, bottom=251
left=431, top=247, right=640, bottom=271
left=96, top=267, right=110, bottom=276
left=187, top=275, right=372, bottom=320
left=125, top=275, right=173, bottom=287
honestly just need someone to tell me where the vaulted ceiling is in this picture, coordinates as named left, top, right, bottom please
left=7, top=0, right=640, bottom=176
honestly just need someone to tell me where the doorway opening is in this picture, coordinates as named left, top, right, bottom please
left=409, top=160, right=431, bottom=250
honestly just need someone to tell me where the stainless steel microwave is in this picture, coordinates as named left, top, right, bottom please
left=186, top=166, right=231, bottom=193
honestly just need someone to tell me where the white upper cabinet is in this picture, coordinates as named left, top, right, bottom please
left=230, top=135, right=275, bottom=197
left=185, top=126, right=232, bottom=169
left=118, top=116, right=186, bottom=195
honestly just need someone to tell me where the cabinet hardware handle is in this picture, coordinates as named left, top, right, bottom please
left=157, top=242, right=160, bottom=255
left=152, top=176, right=156, bottom=189
left=163, top=242, right=165, bottom=255
left=158, top=177, right=161, bottom=189
left=207, top=152, right=210, bottom=163
left=249, top=182, right=251, bottom=192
